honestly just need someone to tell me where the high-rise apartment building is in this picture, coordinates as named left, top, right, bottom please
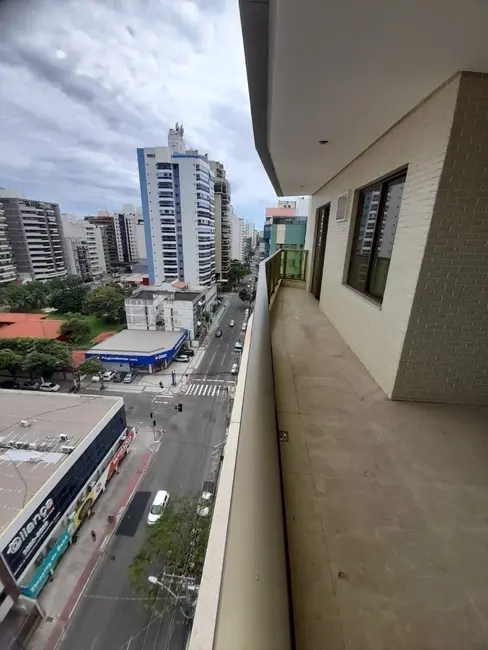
left=61, top=215, right=107, bottom=279
left=137, top=124, right=216, bottom=287
left=0, top=202, right=17, bottom=284
left=113, top=212, right=139, bottom=263
left=210, top=161, right=231, bottom=281
left=84, top=214, right=119, bottom=268
left=231, top=209, right=245, bottom=261
left=0, top=197, right=67, bottom=281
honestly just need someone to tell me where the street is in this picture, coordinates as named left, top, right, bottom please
left=57, top=294, right=249, bottom=650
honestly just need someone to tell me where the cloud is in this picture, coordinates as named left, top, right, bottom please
left=0, top=0, right=276, bottom=225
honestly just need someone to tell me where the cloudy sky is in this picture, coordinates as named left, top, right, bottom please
left=0, top=0, right=279, bottom=226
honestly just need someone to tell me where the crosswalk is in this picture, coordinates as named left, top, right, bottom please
left=184, top=382, right=231, bottom=398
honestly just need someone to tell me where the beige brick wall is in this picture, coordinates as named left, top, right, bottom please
left=392, top=73, right=488, bottom=404
left=308, top=76, right=460, bottom=396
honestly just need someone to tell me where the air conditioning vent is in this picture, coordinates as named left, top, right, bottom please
left=335, top=191, right=352, bottom=222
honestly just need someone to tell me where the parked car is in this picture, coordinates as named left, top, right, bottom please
left=39, top=382, right=60, bottom=392
left=229, top=320, right=235, bottom=327
left=92, top=374, right=101, bottom=382
left=241, top=323, right=247, bottom=332
left=234, top=340, right=243, bottom=352
left=215, top=329, right=222, bottom=338
left=112, top=371, right=126, bottom=383
left=20, top=380, right=40, bottom=391
left=0, top=380, right=20, bottom=390
left=123, top=371, right=137, bottom=383
left=102, top=370, right=116, bottom=381
left=174, top=354, right=190, bottom=363
left=231, top=363, right=239, bottom=375
left=181, top=347, right=195, bottom=357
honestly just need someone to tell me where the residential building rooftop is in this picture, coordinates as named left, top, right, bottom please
left=0, top=319, right=63, bottom=340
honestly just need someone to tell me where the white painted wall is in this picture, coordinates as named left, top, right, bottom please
left=307, top=76, right=459, bottom=396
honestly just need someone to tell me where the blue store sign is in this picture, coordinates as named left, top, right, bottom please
left=20, top=529, right=71, bottom=599
left=86, top=330, right=188, bottom=366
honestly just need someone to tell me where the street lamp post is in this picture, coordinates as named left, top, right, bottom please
left=147, top=575, right=196, bottom=620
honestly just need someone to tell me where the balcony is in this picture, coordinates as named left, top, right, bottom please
left=190, top=249, right=488, bottom=650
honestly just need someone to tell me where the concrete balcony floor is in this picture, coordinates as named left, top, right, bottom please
left=271, top=283, right=488, bottom=650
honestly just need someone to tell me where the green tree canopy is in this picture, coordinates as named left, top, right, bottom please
left=83, top=285, right=125, bottom=322
left=129, top=496, right=211, bottom=616
left=22, top=351, right=62, bottom=380
left=78, top=357, right=103, bottom=376
left=60, top=313, right=91, bottom=344
left=0, top=284, right=29, bottom=311
left=49, top=284, right=89, bottom=314
left=0, top=349, right=23, bottom=378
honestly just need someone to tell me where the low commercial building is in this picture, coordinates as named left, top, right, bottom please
left=125, top=282, right=217, bottom=341
left=85, top=328, right=188, bottom=373
left=0, top=391, right=132, bottom=621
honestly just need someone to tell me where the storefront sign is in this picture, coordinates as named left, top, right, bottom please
left=1, top=407, right=127, bottom=579
left=71, top=428, right=135, bottom=533
left=20, top=529, right=71, bottom=599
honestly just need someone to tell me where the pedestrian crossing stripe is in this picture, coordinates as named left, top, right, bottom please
left=185, top=383, right=229, bottom=397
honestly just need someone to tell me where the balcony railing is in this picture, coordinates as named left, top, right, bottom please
left=189, top=249, right=308, bottom=650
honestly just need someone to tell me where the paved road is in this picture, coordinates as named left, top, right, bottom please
left=57, top=295, right=245, bottom=650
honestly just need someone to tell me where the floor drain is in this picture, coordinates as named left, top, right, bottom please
left=279, top=430, right=289, bottom=442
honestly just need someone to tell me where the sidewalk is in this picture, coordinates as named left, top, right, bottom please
left=27, top=428, right=157, bottom=650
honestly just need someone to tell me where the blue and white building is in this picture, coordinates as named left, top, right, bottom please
left=137, top=124, right=216, bottom=287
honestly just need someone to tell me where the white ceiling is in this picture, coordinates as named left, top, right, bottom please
left=268, top=0, right=488, bottom=195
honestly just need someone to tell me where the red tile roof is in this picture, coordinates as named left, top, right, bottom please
left=0, top=312, right=46, bottom=324
left=92, top=331, right=117, bottom=344
left=0, top=319, right=63, bottom=339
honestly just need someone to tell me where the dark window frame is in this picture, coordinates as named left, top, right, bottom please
left=346, top=169, right=407, bottom=303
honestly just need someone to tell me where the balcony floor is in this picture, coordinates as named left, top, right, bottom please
left=271, top=283, right=488, bottom=650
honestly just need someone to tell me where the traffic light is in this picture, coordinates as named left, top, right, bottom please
left=175, top=403, right=183, bottom=412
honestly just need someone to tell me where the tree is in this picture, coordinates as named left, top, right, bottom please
left=0, top=284, right=29, bottom=311
left=60, top=313, right=91, bottom=344
left=238, top=288, right=250, bottom=303
left=22, top=351, right=62, bottom=380
left=78, top=357, right=103, bottom=376
left=228, top=260, right=248, bottom=289
left=49, top=284, right=89, bottom=314
left=129, top=497, right=211, bottom=615
left=0, top=349, right=23, bottom=378
left=23, top=282, right=48, bottom=310
left=83, top=285, right=125, bottom=322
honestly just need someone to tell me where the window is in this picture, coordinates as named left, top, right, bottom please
left=347, top=170, right=406, bottom=302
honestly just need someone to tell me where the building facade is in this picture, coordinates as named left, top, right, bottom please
left=137, top=124, right=216, bottom=287
left=61, top=215, right=107, bottom=279
left=210, top=161, right=232, bottom=282
left=0, top=198, right=67, bottom=281
left=125, top=283, right=217, bottom=341
left=84, top=215, right=119, bottom=269
left=0, top=203, right=17, bottom=284
left=113, top=212, right=139, bottom=263
left=231, top=210, right=245, bottom=262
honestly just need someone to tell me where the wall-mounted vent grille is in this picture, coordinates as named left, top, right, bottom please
left=335, top=191, right=352, bottom=222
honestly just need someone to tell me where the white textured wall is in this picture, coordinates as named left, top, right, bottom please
left=308, top=76, right=460, bottom=396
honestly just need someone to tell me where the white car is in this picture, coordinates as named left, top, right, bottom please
left=39, top=382, right=60, bottom=392
left=174, top=354, right=190, bottom=363
left=92, top=374, right=100, bottom=382
left=241, top=323, right=247, bottom=332
left=231, top=363, right=239, bottom=375
left=229, top=320, right=235, bottom=327
left=102, top=370, right=116, bottom=381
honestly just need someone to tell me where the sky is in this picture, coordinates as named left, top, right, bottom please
left=0, top=0, right=280, bottom=227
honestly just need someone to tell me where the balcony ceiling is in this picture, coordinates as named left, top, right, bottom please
left=239, top=0, right=488, bottom=195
